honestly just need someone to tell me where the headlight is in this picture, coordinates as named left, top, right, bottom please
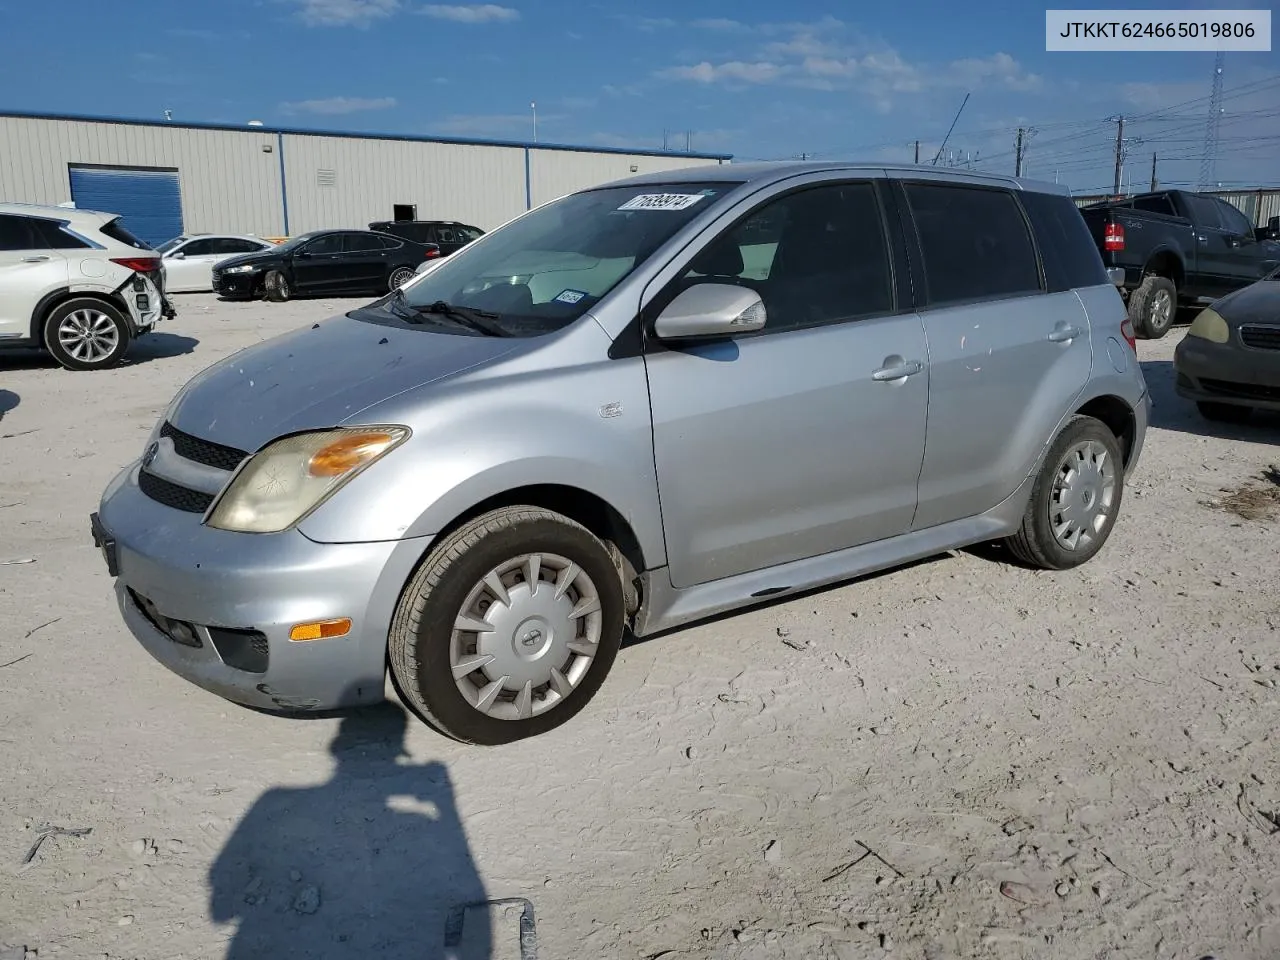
left=223, top=264, right=259, bottom=275
left=207, top=427, right=409, bottom=533
left=1187, top=307, right=1229, bottom=344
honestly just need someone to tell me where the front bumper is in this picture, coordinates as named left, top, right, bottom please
left=211, top=271, right=261, bottom=300
left=94, top=464, right=433, bottom=712
left=1174, top=335, right=1280, bottom=411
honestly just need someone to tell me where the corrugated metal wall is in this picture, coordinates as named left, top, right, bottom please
left=527, top=150, right=724, bottom=208
left=0, top=116, right=285, bottom=235
left=1073, top=188, right=1280, bottom=226
left=0, top=114, right=729, bottom=241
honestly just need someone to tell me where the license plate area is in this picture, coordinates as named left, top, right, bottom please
left=89, top=512, right=119, bottom=577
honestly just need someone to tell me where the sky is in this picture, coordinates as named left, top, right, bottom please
left=1, top=0, right=1277, bottom=195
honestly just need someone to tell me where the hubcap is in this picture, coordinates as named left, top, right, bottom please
left=1150, top=289, right=1172, bottom=328
left=450, top=552, right=602, bottom=721
left=1049, top=439, right=1117, bottom=551
left=391, top=268, right=413, bottom=288
left=58, top=309, right=119, bottom=363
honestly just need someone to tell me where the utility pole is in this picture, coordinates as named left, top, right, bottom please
left=530, top=101, right=537, bottom=143
left=1111, top=115, right=1125, bottom=197
left=1014, top=127, right=1025, bottom=177
left=914, top=140, right=920, bottom=163
left=662, top=129, right=668, bottom=151
left=684, top=130, right=691, bottom=152
left=1150, top=152, right=1158, bottom=191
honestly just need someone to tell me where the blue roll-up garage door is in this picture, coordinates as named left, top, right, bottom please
left=68, top=165, right=183, bottom=248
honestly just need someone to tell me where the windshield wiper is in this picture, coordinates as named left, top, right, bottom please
left=414, top=300, right=512, bottom=337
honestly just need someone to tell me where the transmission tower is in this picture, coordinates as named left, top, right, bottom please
left=1198, top=52, right=1224, bottom=190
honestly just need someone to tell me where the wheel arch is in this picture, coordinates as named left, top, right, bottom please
left=29, top=287, right=131, bottom=341
left=1074, top=394, right=1137, bottom=468
left=1142, top=248, right=1184, bottom=290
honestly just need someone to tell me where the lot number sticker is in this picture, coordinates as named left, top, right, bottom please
left=554, top=289, right=587, bottom=304
left=618, top=193, right=706, bottom=211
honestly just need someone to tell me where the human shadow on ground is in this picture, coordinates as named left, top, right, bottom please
left=0, top=389, right=17, bottom=421
left=208, top=702, right=492, bottom=959
left=1140, top=358, right=1280, bottom=442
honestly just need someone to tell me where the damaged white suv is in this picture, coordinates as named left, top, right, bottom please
left=0, top=203, right=175, bottom=370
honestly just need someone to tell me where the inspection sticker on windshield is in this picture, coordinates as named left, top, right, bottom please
left=617, top=193, right=706, bottom=212
left=554, top=289, right=587, bottom=304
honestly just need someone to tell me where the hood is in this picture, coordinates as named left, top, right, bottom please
left=215, top=248, right=281, bottom=271
left=167, top=311, right=520, bottom=452
left=1216, top=279, right=1280, bottom=325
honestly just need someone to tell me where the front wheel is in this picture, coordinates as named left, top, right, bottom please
left=387, top=266, right=416, bottom=291
left=388, top=506, right=626, bottom=745
left=1003, top=415, right=1124, bottom=570
left=43, top=298, right=132, bottom=371
left=1197, top=401, right=1253, bottom=424
left=263, top=269, right=291, bottom=302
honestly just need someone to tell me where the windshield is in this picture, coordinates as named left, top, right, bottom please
left=373, top=182, right=740, bottom=336
left=272, top=232, right=324, bottom=253
left=156, top=236, right=187, bottom=254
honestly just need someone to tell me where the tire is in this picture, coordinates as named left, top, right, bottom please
left=1197, top=401, right=1253, bottom=424
left=263, top=269, right=291, bottom=302
left=387, top=266, right=416, bottom=291
left=1127, top=274, right=1177, bottom=340
left=1004, top=415, right=1124, bottom=570
left=42, top=297, right=132, bottom=371
left=388, top=506, right=626, bottom=745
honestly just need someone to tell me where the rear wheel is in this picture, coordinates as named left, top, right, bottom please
left=1128, top=274, right=1176, bottom=340
left=1197, top=401, right=1253, bottom=424
left=263, top=269, right=291, bottom=302
left=42, top=298, right=131, bottom=371
left=1004, top=415, right=1123, bottom=570
left=388, top=266, right=416, bottom=291
left=388, top=506, right=626, bottom=745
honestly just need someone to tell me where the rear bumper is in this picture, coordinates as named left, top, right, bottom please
left=1174, top=335, right=1280, bottom=411
left=95, top=464, right=433, bottom=712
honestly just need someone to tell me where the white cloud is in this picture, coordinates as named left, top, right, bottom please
left=281, top=96, right=398, bottom=114
left=691, top=18, right=750, bottom=31
left=293, top=0, right=399, bottom=26
left=659, top=60, right=782, bottom=84
left=420, top=3, right=519, bottom=23
left=948, top=52, right=1041, bottom=93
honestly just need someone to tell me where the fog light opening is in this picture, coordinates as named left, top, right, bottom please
left=289, top=618, right=352, bottom=642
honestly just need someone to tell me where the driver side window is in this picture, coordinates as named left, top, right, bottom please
left=303, top=235, right=343, bottom=255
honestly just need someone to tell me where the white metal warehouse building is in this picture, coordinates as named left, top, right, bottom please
left=0, top=111, right=731, bottom=246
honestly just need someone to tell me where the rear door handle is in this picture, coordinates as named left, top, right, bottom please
left=20, top=255, right=50, bottom=263
left=1047, top=325, right=1082, bottom=343
left=871, top=359, right=924, bottom=382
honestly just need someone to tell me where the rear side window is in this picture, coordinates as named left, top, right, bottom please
left=905, top=183, right=1042, bottom=306
left=1132, top=194, right=1175, bottom=216
left=32, top=218, right=90, bottom=249
left=378, top=235, right=403, bottom=250
left=345, top=233, right=384, bottom=252
left=461, top=226, right=484, bottom=241
left=1020, top=191, right=1109, bottom=292
left=100, top=218, right=152, bottom=250
left=0, top=215, right=45, bottom=251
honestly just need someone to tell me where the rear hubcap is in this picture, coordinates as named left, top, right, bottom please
left=1049, top=439, right=1117, bottom=551
left=58, top=309, right=119, bottom=363
left=450, top=552, right=602, bottom=721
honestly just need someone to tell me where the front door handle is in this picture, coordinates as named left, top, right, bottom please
left=871, top=359, right=924, bottom=382
left=20, top=255, right=50, bottom=263
left=1047, top=325, right=1082, bottom=343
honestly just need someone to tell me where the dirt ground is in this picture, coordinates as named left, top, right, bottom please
left=1, top=295, right=1278, bottom=960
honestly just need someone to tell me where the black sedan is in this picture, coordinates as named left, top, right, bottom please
left=1175, top=270, right=1280, bottom=423
left=211, top=229, right=441, bottom=302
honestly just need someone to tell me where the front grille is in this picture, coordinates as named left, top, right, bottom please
left=208, top=627, right=270, bottom=674
left=138, top=469, right=215, bottom=513
left=1240, top=325, right=1280, bottom=351
left=160, top=422, right=248, bottom=471
left=1200, top=378, right=1280, bottom=402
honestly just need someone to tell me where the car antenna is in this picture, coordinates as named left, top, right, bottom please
left=931, top=92, right=970, bottom=166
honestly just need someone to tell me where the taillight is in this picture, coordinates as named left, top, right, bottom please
left=1104, top=222, right=1125, bottom=252
left=1120, top=318, right=1136, bottom=350
left=111, top=257, right=161, bottom=272
left=424, top=248, right=441, bottom=259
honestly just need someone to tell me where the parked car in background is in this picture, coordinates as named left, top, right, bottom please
left=1081, top=190, right=1280, bottom=339
left=93, top=164, right=1148, bottom=744
left=368, top=220, right=483, bottom=257
left=0, top=202, right=174, bottom=370
left=157, top=234, right=276, bottom=292
left=211, top=229, right=439, bottom=301
left=1174, top=268, right=1280, bottom=422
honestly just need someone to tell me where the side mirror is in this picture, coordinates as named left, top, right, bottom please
left=653, top=283, right=767, bottom=341
left=171, top=251, right=186, bottom=260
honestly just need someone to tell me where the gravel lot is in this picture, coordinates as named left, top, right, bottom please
left=1, top=294, right=1279, bottom=960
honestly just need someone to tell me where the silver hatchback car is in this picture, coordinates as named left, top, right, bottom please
left=93, top=163, right=1149, bottom=744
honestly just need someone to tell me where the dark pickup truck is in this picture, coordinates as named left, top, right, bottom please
left=1081, top=190, right=1280, bottom=339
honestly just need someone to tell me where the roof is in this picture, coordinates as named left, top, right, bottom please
left=0, top=109, right=733, bottom=161
left=604, top=160, right=1068, bottom=195
left=0, top=200, right=113, bottom=221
